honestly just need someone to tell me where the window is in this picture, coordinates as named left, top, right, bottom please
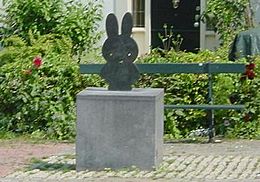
left=132, top=0, right=145, bottom=27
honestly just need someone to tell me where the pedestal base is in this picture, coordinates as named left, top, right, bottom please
left=76, top=88, right=164, bottom=171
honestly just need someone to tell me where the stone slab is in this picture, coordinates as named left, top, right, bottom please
left=76, top=87, right=164, bottom=171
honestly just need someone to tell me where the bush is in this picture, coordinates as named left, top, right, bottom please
left=0, top=0, right=102, bottom=57
left=226, top=58, right=260, bottom=139
left=0, top=35, right=87, bottom=140
left=1, top=36, right=258, bottom=139
left=136, top=49, right=259, bottom=139
left=75, top=48, right=259, bottom=139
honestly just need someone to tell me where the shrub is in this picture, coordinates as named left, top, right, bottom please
left=0, top=0, right=102, bottom=57
left=226, top=58, right=260, bottom=139
left=135, top=50, right=221, bottom=138
left=75, top=48, right=259, bottom=139
left=0, top=35, right=87, bottom=140
left=1, top=36, right=258, bottom=139
left=135, top=49, right=259, bottom=139
left=204, top=0, right=250, bottom=44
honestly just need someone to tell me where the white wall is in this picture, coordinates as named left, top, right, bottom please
left=132, top=0, right=150, bottom=56
left=99, top=0, right=129, bottom=34
left=114, top=0, right=131, bottom=28
left=98, top=0, right=115, bottom=44
left=200, top=0, right=220, bottom=50
left=250, top=0, right=260, bottom=26
left=99, top=0, right=149, bottom=55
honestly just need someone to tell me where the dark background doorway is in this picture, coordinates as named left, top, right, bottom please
left=151, top=0, right=200, bottom=52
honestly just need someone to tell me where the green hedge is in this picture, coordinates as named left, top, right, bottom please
left=137, top=49, right=259, bottom=139
left=0, top=35, right=87, bottom=140
left=0, top=41, right=259, bottom=139
left=83, top=48, right=260, bottom=139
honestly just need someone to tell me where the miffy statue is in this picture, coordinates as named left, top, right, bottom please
left=101, top=13, right=140, bottom=91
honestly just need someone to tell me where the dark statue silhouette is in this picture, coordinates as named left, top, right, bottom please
left=100, top=13, right=140, bottom=91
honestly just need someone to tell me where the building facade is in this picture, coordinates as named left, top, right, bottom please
left=101, top=0, right=220, bottom=55
left=2, top=0, right=259, bottom=55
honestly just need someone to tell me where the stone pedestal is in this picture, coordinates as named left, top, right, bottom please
left=76, top=88, right=164, bottom=171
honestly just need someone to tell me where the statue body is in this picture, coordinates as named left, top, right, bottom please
left=101, top=13, right=140, bottom=91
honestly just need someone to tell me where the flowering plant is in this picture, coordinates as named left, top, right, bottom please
left=226, top=58, right=260, bottom=138
left=245, top=62, right=256, bottom=79
left=22, top=56, right=42, bottom=75
left=241, top=62, right=256, bottom=80
left=33, top=56, right=42, bottom=68
left=0, top=35, right=86, bottom=140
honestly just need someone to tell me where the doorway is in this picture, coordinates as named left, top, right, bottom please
left=151, top=0, right=201, bottom=52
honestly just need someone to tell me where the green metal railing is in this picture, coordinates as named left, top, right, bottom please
left=80, top=63, right=245, bottom=74
left=80, top=62, right=246, bottom=142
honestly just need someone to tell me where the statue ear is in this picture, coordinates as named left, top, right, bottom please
left=106, top=13, right=119, bottom=37
left=121, top=12, right=133, bottom=37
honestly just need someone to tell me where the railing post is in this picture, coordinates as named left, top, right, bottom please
left=207, top=62, right=215, bottom=142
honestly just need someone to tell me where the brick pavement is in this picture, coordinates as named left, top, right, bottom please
left=1, top=140, right=260, bottom=182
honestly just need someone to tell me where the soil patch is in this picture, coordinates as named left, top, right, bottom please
left=0, top=140, right=74, bottom=177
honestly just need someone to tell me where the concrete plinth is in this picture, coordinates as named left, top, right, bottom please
left=76, top=87, right=164, bottom=171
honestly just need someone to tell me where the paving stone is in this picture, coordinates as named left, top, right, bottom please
left=122, top=170, right=138, bottom=178
left=6, top=171, right=24, bottom=178
left=154, top=171, right=167, bottom=178
left=4, top=140, right=260, bottom=181
left=135, top=170, right=149, bottom=177
left=105, top=171, right=117, bottom=177
left=143, top=171, right=156, bottom=178
left=229, top=156, right=251, bottom=179
left=193, top=155, right=215, bottom=177
left=199, top=155, right=223, bottom=178
left=168, top=155, right=187, bottom=171
left=79, top=171, right=96, bottom=178
left=218, top=155, right=242, bottom=179
left=46, top=171, right=64, bottom=179
left=164, top=156, right=178, bottom=163
left=237, top=157, right=259, bottom=179
left=29, top=171, right=50, bottom=178
left=175, top=155, right=197, bottom=178
left=164, top=172, right=176, bottom=178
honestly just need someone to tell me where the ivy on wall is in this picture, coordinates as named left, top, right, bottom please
left=204, top=0, right=252, bottom=45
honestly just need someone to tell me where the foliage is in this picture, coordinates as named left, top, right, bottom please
left=158, top=24, right=183, bottom=52
left=0, top=35, right=258, bottom=139
left=204, top=0, right=250, bottom=44
left=0, top=35, right=87, bottom=140
left=136, top=49, right=221, bottom=138
left=70, top=47, right=259, bottom=139
left=226, top=57, right=260, bottom=139
left=0, top=0, right=102, bottom=57
left=136, top=48, right=259, bottom=139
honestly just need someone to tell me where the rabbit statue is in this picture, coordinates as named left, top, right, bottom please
left=101, top=13, right=140, bottom=91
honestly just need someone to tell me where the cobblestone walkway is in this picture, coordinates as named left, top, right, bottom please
left=1, top=140, right=260, bottom=182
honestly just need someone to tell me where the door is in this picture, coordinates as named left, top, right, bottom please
left=151, top=0, right=200, bottom=52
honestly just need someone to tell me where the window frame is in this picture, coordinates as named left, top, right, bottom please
left=132, top=0, right=145, bottom=28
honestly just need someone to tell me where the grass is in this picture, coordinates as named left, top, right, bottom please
left=0, top=131, right=74, bottom=144
left=0, top=131, right=20, bottom=140
left=27, top=158, right=75, bottom=172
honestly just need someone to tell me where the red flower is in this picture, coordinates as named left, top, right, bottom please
left=246, top=63, right=256, bottom=70
left=243, top=62, right=256, bottom=80
left=33, top=56, right=42, bottom=68
left=246, top=69, right=255, bottom=80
